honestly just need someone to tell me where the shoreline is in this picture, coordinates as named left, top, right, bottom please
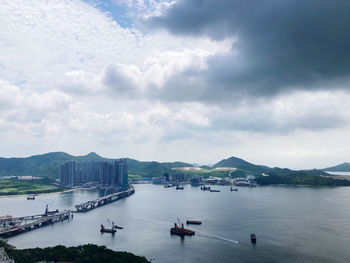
left=0, top=187, right=96, bottom=198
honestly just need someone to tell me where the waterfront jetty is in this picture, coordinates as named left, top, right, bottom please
left=75, top=186, right=135, bottom=213
left=0, top=210, right=72, bottom=238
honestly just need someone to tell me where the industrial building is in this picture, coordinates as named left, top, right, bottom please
left=60, top=159, right=128, bottom=187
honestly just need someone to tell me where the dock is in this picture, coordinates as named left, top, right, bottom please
left=0, top=210, right=72, bottom=237
left=75, top=186, right=135, bottom=212
left=0, top=186, right=135, bottom=238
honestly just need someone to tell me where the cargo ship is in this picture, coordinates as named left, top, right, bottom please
left=170, top=223, right=195, bottom=236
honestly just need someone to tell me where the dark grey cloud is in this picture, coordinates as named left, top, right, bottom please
left=147, top=0, right=350, bottom=101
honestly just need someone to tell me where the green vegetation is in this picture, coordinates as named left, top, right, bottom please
left=2, top=243, right=150, bottom=263
left=0, top=152, right=106, bottom=180
left=0, top=180, right=62, bottom=196
left=128, top=174, right=143, bottom=180
left=0, top=152, right=193, bottom=179
left=323, top=162, right=350, bottom=172
left=0, top=152, right=348, bottom=187
left=171, top=168, right=241, bottom=179
left=256, top=172, right=350, bottom=186
left=213, top=156, right=270, bottom=174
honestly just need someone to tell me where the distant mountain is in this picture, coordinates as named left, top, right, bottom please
left=0, top=152, right=331, bottom=181
left=212, top=156, right=327, bottom=177
left=323, top=162, right=350, bottom=172
left=0, top=152, right=193, bottom=179
left=213, top=156, right=271, bottom=174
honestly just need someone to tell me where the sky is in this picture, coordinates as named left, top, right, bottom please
left=1, top=0, right=350, bottom=169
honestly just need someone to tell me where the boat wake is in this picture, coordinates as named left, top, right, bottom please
left=135, top=217, right=239, bottom=244
left=195, top=230, right=239, bottom=244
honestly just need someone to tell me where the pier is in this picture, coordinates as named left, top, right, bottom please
left=0, top=210, right=72, bottom=238
left=0, top=186, right=135, bottom=238
left=75, top=186, right=135, bottom=212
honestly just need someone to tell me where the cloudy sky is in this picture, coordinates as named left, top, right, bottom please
left=1, top=0, right=350, bottom=169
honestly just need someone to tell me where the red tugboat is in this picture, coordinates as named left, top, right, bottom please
left=100, top=223, right=116, bottom=234
left=170, top=223, right=195, bottom=236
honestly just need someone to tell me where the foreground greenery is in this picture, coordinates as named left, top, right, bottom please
left=0, top=179, right=62, bottom=196
left=2, top=243, right=150, bottom=263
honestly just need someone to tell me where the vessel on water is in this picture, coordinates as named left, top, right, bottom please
left=250, top=234, right=256, bottom=243
left=230, top=186, right=238, bottom=191
left=27, top=195, right=35, bottom=200
left=176, top=185, right=184, bottom=190
left=113, top=222, right=124, bottom=229
left=100, top=224, right=116, bottom=234
left=170, top=223, right=195, bottom=236
left=186, top=220, right=202, bottom=225
left=164, top=184, right=172, bottom=188
left=200, top=185, right=210, bottom=191
left=210, top=189, right=220, bottom=192
left=44, top=204, right=59, bottom=215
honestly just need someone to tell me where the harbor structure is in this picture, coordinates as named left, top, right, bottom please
left=60, top=159, right=128, bottom=187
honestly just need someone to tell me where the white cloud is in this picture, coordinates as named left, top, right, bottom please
left=0, top=0, right=350, bottom=169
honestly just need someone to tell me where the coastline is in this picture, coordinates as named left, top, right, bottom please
left=0, top=186, right=96, bottom=198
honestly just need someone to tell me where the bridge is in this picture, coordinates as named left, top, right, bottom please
left=0, top=210, right=72, bottom=238
left=75, top=186, right=135, bottom=212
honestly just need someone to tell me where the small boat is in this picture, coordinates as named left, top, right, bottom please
left=176, top=185, right=184, bottom=190
left=164, top=184, right=172, bottom=188
left=230, top=186, right=238, bottom=191
left=44, top=204, right=58, bottom=215
left=201, top=185, right=210, bottom=191
left=113, top=222, right=124, bottom=229
left=170, top=223, right=195, bottom=236
left=210, top=189, right=220, bottom=192
left=250, top=234, right=256, bottom=243
left=27, top=195, right=35, bottom=200
left=112, top=220, right=124, bottom=229
left=186, top=220, right=202, bottom=225
left=100, top=224, right=116, bottom=233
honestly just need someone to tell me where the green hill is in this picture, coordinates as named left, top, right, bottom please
left=256, top=171, right=350, bottom=186
left=0, top=152, right=193, bottom=179
left=0, top=152, right=341, bottom=187
left=213, top=156, right=271, bottom=174
left=323, top=162, right=350, bottom=172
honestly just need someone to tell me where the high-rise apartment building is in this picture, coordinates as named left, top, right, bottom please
left=60, top=159, right=128, bottom=187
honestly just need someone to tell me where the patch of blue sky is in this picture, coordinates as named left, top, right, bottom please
left=13, top=80, right=27, bottom=86
left=83, top=0, right=134, bottom=28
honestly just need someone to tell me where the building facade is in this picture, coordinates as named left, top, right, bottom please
left=60, top=159, right=128, bottom=187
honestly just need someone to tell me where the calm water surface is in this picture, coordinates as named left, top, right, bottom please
left=1, top=185, right=350, bottom=263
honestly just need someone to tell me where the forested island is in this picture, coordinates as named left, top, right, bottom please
left=256, top=172, right=350, bottom=186
left=0, top=241, right=150, bottom=263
